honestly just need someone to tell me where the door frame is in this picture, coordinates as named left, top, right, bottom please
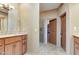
left=58, top=11, right=73, bottom=54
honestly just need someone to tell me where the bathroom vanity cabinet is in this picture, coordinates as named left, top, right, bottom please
left=0, top=34, right=27, bottom=55
left=74, top=35, right=79, bottom=55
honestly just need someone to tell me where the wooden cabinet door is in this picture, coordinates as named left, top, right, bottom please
left=5, top=41, right=22, bottom=55
left=22, top=40, right=27, bottom=54
left=0, top=46, right=4, bottom=55
left=5, top=43, right=14, bottom=55
left=14, top=41, right=22, bottom=55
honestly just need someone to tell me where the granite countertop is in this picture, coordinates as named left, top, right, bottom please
left=0, top=33, right=27, bottom=38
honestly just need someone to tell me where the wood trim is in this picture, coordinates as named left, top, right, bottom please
left=5, top=40, right=22, bottom=45
left=60, top=12, right=66, bottom=17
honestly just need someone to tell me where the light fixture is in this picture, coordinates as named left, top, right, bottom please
left=3, top=4, right=9, bottom=8
left=0, top=4, right=14, bottom=10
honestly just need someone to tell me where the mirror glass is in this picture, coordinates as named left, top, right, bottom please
left=0, top=4, right=8, bottom=34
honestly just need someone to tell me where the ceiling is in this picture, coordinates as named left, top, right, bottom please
left=40, top=3, right=61, bottom=12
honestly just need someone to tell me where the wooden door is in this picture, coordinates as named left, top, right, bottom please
left=61, top=13, right=66, bottom=50
left=48, top=19, right=56, bottom=44
left=5, top=43, right=15, bottom=55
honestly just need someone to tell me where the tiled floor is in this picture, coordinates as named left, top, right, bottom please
left=25, top=43, right=66, bottom=55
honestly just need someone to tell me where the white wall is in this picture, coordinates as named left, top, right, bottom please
left=69, top=4, right=79, bottom=34
left=29, top=3, right=39, bottom=51
left=7, top=3, right=39, bottom=52
left=19, top=3, right=39, bottom=52
left=41, top=9, right=58, bottom=19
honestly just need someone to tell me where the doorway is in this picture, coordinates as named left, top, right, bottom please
left=48, top=19, right=56, bottom=45
left=61, top=13, right=66, bottom=50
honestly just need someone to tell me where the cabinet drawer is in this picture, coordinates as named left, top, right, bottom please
left=0, top=39, right=4, bottom=46
left=22, top=35, right=27, bottom=40
left=5, top=36, right=21, bottom=45
left=0, top=46, right=4, bottom=55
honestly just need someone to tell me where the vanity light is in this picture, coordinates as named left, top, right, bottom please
left=0, top=4, right=14, bottom=10
left=3, top=4, right=8, bottom=7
